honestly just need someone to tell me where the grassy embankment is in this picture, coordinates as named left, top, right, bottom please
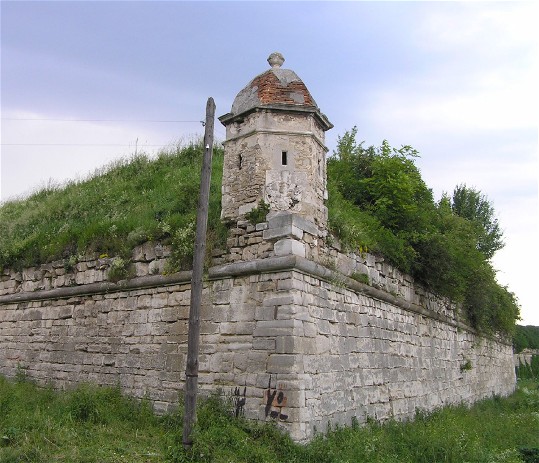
left=0, top=143, right=227, bottom=273
left=0, top=371, right=538, bottom=463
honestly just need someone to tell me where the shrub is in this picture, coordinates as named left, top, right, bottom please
left=245, top=200, right=270, bottom=225
left=107, top=257, right=132, bottom=282
left=328, top=128, right=519, bottom=335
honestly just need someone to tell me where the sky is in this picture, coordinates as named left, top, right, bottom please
left=1, top=1, right=538, bottom=325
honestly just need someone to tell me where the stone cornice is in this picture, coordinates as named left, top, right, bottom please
left=0, top=272, right=192, bottom=304
left=221, top=128, right=329, bottom=152
left=219, top=104, right=333, bottom=132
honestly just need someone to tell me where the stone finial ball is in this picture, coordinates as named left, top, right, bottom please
left=267, top=52, right=285, bottom=68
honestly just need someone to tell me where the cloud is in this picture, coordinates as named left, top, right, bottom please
left=349, top=2, right=537, bottom=141
left=415, top=2, right=537, bottom=55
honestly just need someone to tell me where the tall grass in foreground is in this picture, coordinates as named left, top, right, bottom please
left=1, top=373, right=538, bottom=463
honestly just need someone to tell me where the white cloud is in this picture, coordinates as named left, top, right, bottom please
left=416, top=2, right=537, bottom=55
left=365, top=67, right=536, bottom=139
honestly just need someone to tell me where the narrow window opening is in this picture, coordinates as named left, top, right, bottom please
left=281, top=151, right=288, bottom=166
left=239, top=154, right=243, bottom=170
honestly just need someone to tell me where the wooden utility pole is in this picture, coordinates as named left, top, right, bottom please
left=182, top=97, right=216, bottom=449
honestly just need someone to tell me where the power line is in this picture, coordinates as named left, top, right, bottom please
left=1, top=118, right=203, bottom=123
left=1, top=143, right=171, bottom=147
left=1, top=116, right=225, bottom=146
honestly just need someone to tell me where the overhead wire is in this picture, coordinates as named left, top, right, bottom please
left=0, top=116, right=227, bottom=146
left=1, top=118, right=202, bottom=123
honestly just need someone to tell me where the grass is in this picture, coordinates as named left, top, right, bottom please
left=0, top=142, right=227, bottom=272
left=0, top=374, right=176, bottom=463
left=1, top=373, right=538, bottom=463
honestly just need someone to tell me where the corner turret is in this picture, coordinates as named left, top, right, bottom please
left=219, top=52, right=333, bottom=229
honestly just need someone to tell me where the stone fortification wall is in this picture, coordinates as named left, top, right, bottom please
left=515, top=348, right=539, bottom=367
left=0, top=213, right=516, bottom=441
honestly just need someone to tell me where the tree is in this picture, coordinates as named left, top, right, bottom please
left=451, top=184, right=504, bottom=259
left=330, top=128, right=434, bottom=239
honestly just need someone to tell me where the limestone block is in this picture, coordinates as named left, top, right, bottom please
left=263, top=225, right=304, bottom=241
left=263, top=294, right=296, bottom=307
left=275, top=336, right=297, bottom=354
left=135, top=262, right=149, bottom=277
left=21, top=281, right=37, bottom=292
left=151, top=293, right=168, bottom=309
left=149, top=260, right=165, bottom=275
left=254, top=319, right=303, bottom=337
left=267, top=354, right=304, bottom=374
left=254, top=306, right=275, bottom=321
left=220, top=322, right=255, bottom=335
left=274, top=239, right=305, bottom=257
left=253, top=338, right=276, bottom=350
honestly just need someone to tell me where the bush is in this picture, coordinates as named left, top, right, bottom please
left=245, top=200, right=270, bottom=225
left=328, top=128, right=519, bottom=335
left=516, top=355, right=539, bottom=380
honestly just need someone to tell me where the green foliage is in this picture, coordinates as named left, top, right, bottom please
left=328, top=127, right=519, bottom=335
left=0, top=141, right=226, bottom=271
left=2, top=374, right=537, bottom=463
left=327, top=178, right=416, bottom=271
left=514, top=325, right=539, bottom=353
left=245, top=200, right=270, bottom=225
left=460, top=359, right=473, bottom=372
left=452, top=184, right=504, bottom=259
left=0, top=129, right=520, bottom=335
left=351, top=272, right=370, bottom=285
left=165, top=221, right=196, bottom=273
left=0, top=375, right=169, bottom=462
left=107, top=257, right=133, bottom=283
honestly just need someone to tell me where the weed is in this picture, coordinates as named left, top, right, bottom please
left=0, top=141, right=224, bottom=273
left=166, top=221, right=196, bottom=273
left=0, top=375, right=538, bottom=462
left=63, top=254, right=78, bottom=273
left=107, top=257, right=132, bottom=283
left=245, top=200, right=270, bottom=225
left=351, top=272, right=370, bottom=285
left=14, top=365, right=29, bottom=384
left=460, top=359, right=473, bottom=372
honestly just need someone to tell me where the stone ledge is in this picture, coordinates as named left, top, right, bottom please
left=0, top=272, right=192, bottom=304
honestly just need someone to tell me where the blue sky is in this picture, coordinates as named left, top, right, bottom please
left=1, top=1, right=537, bottom=324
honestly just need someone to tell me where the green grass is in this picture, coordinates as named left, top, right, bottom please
left=0, top=374, right=175, bottom=462
left=0, top=142, right=226, bottom=272
left=1, top=374, right=538, bottom=463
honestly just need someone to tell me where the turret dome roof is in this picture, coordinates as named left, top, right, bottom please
left=220, top=52, right=332, bottom=131
left=231, top=52, right=317, bottom=116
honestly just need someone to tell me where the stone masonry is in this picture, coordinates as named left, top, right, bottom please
left=0, top=221, right=516, bottom=441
